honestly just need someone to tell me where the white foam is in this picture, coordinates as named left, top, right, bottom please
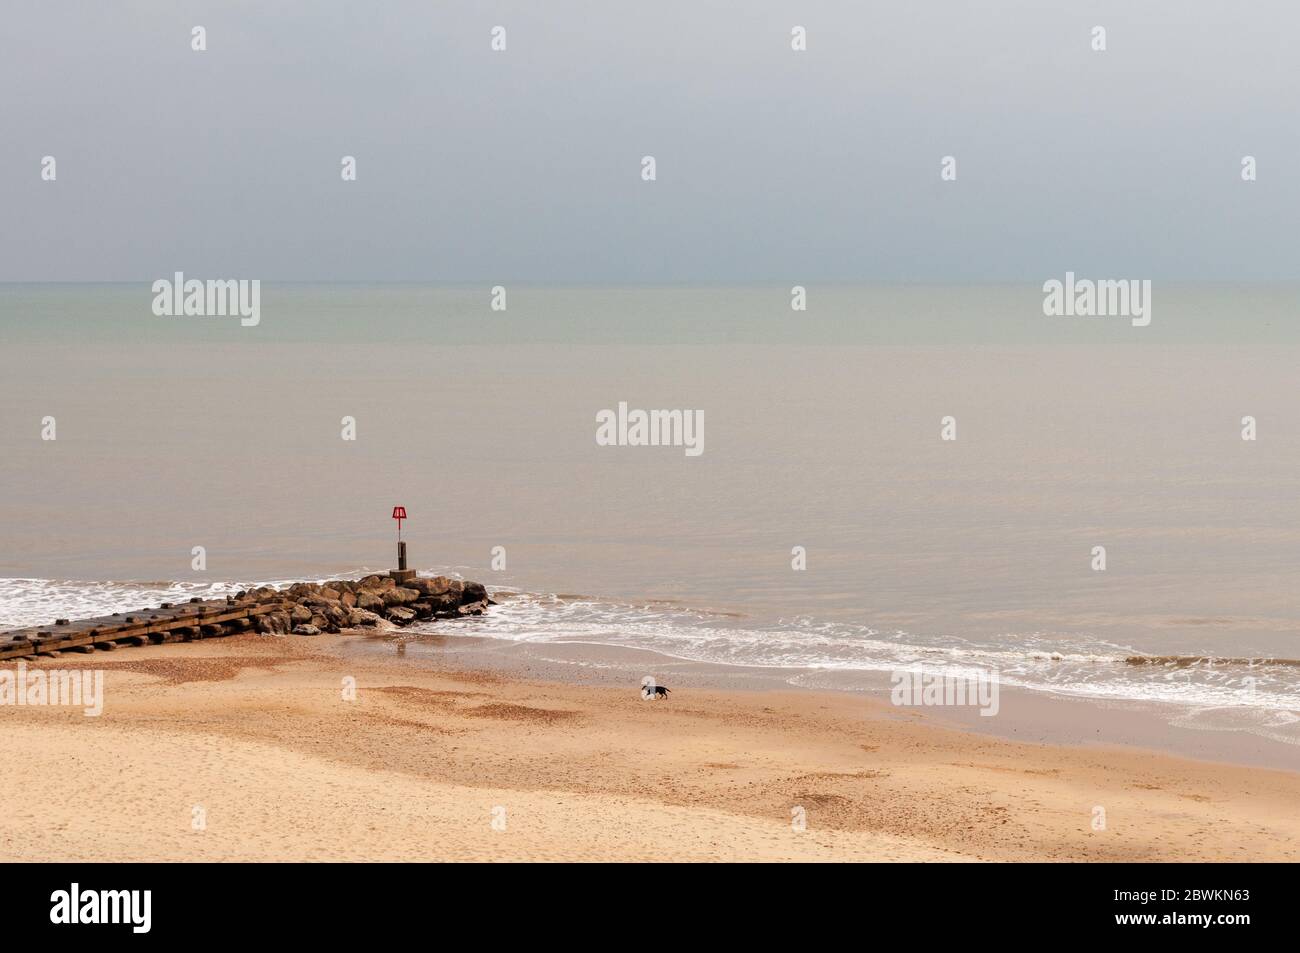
left=425, top=590, right=1300, bottom=718
left=0, top=577, right=253, bottom=630
left=5, top=577, right=1297, bottom=741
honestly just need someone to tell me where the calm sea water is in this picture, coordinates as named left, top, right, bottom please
left=2, top=284, right=1298, bottom=741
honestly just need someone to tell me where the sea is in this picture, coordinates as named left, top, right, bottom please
left=2, top=283, right=1298, bottom=744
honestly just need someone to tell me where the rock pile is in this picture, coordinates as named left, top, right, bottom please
left=238, top=574, right=493, bottom=636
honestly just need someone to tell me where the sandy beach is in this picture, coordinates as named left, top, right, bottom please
left=3, top=630, right=1297, bottom=863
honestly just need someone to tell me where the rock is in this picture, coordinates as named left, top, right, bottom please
left=458, top=601, right=487, bottom=616
left=348, top=609, right=383, bottom=627
left=340, top=590, right=356, bottom=608
left=309, top=613, right=329, bottom=630
left=358, top=575, right=395, bottom=591
left=417, top=576, right=464, bottom=600
left=323, top=605, right=349, bottom=628
left=381, top=587, right=419, bottom=607
left=320, top=587, right=342, bottom=602
left=423, top=593, right=461, bottom=616
left=357, top=590, right=385, bottom=612
left=461, top=581, right=488, bottom=605
left=386, top=606, right=416, bottom=624
left=292, top=624, right=321, bottom=636
left=290, top=605, right=313, bottom=625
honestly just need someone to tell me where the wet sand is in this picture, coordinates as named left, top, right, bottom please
left=2, top=630, right=1297, bottom=862
left=384, top=634, right=1300, bottom=772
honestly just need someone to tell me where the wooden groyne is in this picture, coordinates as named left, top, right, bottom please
left=0, top=598, right=276, bottom=662
left=0, top=572, right=492, bottom=663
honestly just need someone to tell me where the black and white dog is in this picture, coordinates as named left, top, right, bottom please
left=641, top=679, right=671, bottom=699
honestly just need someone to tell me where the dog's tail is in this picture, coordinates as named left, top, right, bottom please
left=663, top=687, right=671, bottom=693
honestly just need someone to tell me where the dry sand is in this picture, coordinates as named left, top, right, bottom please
left=2, top=631, right=1298, bottom=862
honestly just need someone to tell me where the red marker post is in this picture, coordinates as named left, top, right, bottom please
left=392, top=506, right=408, bottom=572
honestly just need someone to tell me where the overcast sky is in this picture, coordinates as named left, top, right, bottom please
left=2, top=1, right=1297, bottom=282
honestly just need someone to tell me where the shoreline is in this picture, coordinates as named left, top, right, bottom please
left=3, top=629, right=1297, bottom=862
left=345, top=628, right=1300, bottom=773
left=4, top=570, right=1296, bottom=773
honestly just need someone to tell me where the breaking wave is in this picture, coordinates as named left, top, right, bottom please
left=4, top=576, right=1298, bottom=743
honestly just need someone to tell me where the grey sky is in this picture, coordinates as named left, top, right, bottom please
left=2, top=1, right=1296, bottom=282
